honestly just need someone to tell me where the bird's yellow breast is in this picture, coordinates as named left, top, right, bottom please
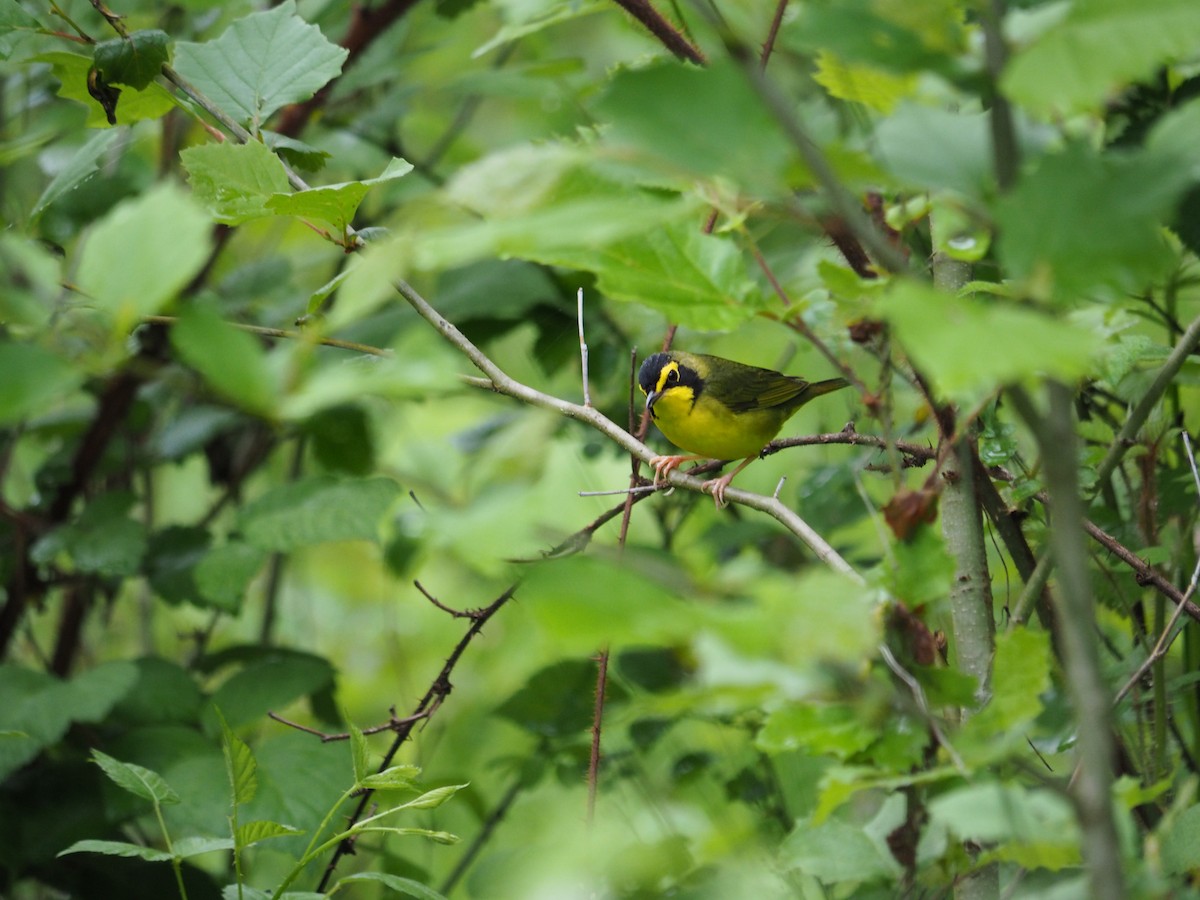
left=651, top=387, right=786, bottom=460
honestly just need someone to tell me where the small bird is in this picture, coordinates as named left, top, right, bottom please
left=638, top=350, right=849, bottom=507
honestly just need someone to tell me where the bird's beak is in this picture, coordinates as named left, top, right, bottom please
left=644, top=391, right=659, bottom=415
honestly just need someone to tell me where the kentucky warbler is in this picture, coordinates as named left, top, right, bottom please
left=638, top=351, right=849, bottom=507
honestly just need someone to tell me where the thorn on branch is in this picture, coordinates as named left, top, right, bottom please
left=415, top=580, right=484, bottom=619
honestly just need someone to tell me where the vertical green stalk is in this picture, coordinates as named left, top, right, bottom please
left=1013, top=382, right=1124, bottom=900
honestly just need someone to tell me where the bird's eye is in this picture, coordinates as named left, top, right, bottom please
left=666, top=368, right=678, bottom=383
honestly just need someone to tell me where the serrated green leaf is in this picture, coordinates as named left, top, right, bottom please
left=91, top=749, right=180, bottom=805
left=0, top=0, right=43, bottom=60
left=173, top=835, right=234, bottom=858
left=173, top=0, right=347, bottom=129
left=880, top=280, right=1101, bottom=403
left=236, top=819, right=304, bottom=847
left=959, top=629, right=1050, bottom=762
left=0, top=342, right=84, bottom=425
left=338, top=872, right=450, bottom=900
left=780, top=817, right=899, bottom=884
left=359, top=764, right=421, bottom=791
left=218, top=709, right=258, bottom=805
left=170, top=304, right=278, bottom=417
left=265, top=157, right=413, bottom=230
left=812, top=50, right=917, bottom=113
left=93, top=30, right=170, bottom=90
left=57, top=839, right=173, bottom=862
left=194, top=540, right=267, bottom=613
left=75, top=183, right=212, bottom=329
left=399, top=783, right=468, bottom=810
left=237, top=475, right=402, bottom=551
left=1003, top=0, right=1200, bottom=117
left=182, top=140, right=292, bottom=225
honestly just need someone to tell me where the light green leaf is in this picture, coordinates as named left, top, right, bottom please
left=398, top=783, right=469, bottom=810
left=75, top=183, right=212, bottom=329
left=237, top=475, right=402, bottom=551
left=872, top=104, right=992, bottom=196
left=236, top=820, right=305, bottom=847
left=91, top=749, right=180, bottom=805
left=170, top=304, right=278, bottom=418
left=349, top=719, right=369, bottom=784
left=473, top=0, right=605, bottom=57
left=757, top=704, right=877, bottom=759
left=359, top=764, right=421, bottom=791
left=57, top=839, right=173, bottom=862
left=93, top=30, right=170, bottom=90
left=0, top=342, right=83, bottom=425
left=1003, top=0, right=1200, bottom=117
left=218, top=709, right=258, bottom=805
left=780, top=817, right=900, bottom=884
left=813, top=50, right=917, bottom=113
left=173, top=835, right=234, bottom=858
left=0, top=0, right=43, bottom=60
left=38, top=50, right=177, bottom=127
left=959, top=629, right=1051, bottom=763
left=182, top=140, right=292, bottom=225
left=173, top=0, right=347, bottom=129
left=338, top=872, right=450, bottom=900
left=265, top=157, right=413, bottom=230
left=880, top=281, right=1101, bottom=403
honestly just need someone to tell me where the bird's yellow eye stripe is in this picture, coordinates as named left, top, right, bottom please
left=655, top=361, right=680, bottom=393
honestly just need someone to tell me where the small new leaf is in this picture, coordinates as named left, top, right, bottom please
left=58, top=839, right=173, bottom=862
left=218, top=709, right=258, bottom=805
left=91, top=749, right=179, bottom=805
left=236, top=820, right=304, bottom=847
left=398, top=783, right=469, bottom=811
left=358, top=764, right=421, bottom=791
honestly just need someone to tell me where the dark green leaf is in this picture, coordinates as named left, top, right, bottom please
left=496, top=659, right=628, bottom=739
left=93, top=30, right=170, bottom=90
left=207, top=648, right=336, bottom=728
left=194, top=541, right=267, bottom=614
left=145, top=526, right=210, bottom=607
left=304, top=405, right=376, bottom=476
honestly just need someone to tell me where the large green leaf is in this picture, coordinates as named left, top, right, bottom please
left=995, top=142, right=1189, bottom=301
left=206, top=649, right=335, bottom=729
left=173, top=0, right=348, bottom=129
left=265, top=157, right=413, bottom=230
left=181, top=139, right=292, bottom=225
left=237, top=475, right=402, bottom=551
left=38, top=50, right=177, bottom=127
left=1003, top=0, right=1200, bottom=117
left=0, top=341, right=83, bottom=425
left=93, top=30, right=171, bottom=90
left=75, top=183, right=212, bottom=330
left=170, top=304, right=279, bottom=418
left=881, top=280, right=1101, bottom=403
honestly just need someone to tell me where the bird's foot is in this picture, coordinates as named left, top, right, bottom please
left=701, top=474, right=736, bottom=509
left=649, top=455, right=694, bottom=486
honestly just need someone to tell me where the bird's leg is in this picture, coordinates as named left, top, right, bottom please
left=701, top=456, right=757, bottom=508
left=649, top=454, right=705, bottom=486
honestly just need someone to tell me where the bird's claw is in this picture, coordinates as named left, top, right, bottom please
left=701, top=475, right=734, bottom=509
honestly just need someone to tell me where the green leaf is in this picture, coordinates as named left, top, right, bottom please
left=995, top=142, right=1188, bottom=301
left=218, top=709, right=258, bottom=805
left=0, top=0, right=43, bottom=61
left=206, top=648, right=335, bottom=728
left=757, top=704, right=878, bottom=759
left=173, top=835, right=235, bottom=858
left=237, top=475, right=402, bottom=551
left=0, top=341, right=83, bottom=425
left=32, top=491, right=146, bottom=577
left=359, top=764, right=421, bottom=791
left=75, top=182, right=212, bottom=329
left=596, top=60, right=794, bottom=193
left=93, top=30, right=170, bottom=90
left=170, top=304, right=278, bottom=417
left=872, top=104, right=993, bottom=196
left=111, top=658, right=204, bottom=726
left=880, top=281, right=1101, bottom=404
left=236, top=819, right=305, bottom=847
left=91, top=749, right=180, bottom=805
left=194, top=541, right=267, bottom=614
left=780, top=817, right=899, bottom=884
left=173, top=0, right=348, bottom=129
left=181, top=140, right=292, bottom=225
left=812, top=50, right=917, bottom=113
left=338, top=872, right=450, bottom=900
left=1003, top=0, right=1200, bottom=117
left=928, top=782, right=1080, bottom=869
left=39, top=50, right=177, bottom=126
left=496, top=659, right=629, bottom=739
left=1160, top=803, right=1200, bottom=875
left=30, top=128, right=123, bottom=220
left=57, top=839, right=173, bottom=862
left=959, top=629, right=1051, bottom=763
left=303, top=404, right=376, bottom=476
left=398, top=783, right=468, bottom=811
left=265, top=157, right=413, bottom=230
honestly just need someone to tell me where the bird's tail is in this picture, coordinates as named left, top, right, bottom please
left=804, top=377, right=851, bottom=401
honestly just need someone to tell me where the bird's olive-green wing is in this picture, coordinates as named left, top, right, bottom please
left=697, top=355, right=813, bottom=413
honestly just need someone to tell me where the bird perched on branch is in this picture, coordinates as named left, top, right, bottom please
left=638, top=350, right=849, bottom=507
